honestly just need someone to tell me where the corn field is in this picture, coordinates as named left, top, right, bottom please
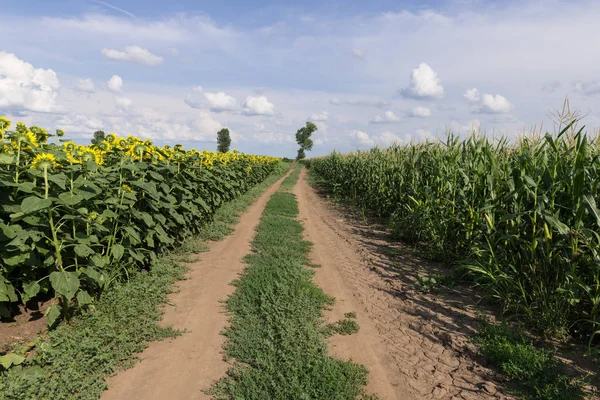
left=309, top=122, right=600, bottom=341
left=0, top=116, right=281, bottom=325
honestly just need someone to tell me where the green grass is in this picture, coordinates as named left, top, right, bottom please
left=475, top=321, right=585, bottom=400
left=207, top=167, right=371, bottom=399
left=0, top=162, right=291, bottom=400
left=324, top=319, right=360, bottom=337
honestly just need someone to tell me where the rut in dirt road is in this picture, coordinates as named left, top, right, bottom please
left=101, top=172, right=290, bottom=400
left=295, top=168, right=510, bottom=400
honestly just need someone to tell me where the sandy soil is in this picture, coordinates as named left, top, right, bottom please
left=295, top=168, right=511, bottom=400
left=101, top=172, right=290, bottom=400
left=0, top=301, right=49, bottom=353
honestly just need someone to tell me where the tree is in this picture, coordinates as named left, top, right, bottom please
left=91, top=130, right=106, bottom=145
left=217, top=128, right=231, bottom=153
left=295, top=122, right=317, bottom=160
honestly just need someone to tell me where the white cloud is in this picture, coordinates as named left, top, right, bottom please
left=464, top=88, right=480, bottom=102
left=0, top=52, right=59, bottom=113
left=376, top=131, right=407, bottom=146
left=192, top=85, right=203, bottom=93
left=409, top=107, right=431, bottom=118
left=401, top=63, right=444, bottom=100
left=56, top=114, right=104, bottom=134
left=371, top=110, right=400, bottom=123
left=310, top=111, right=330, bottom=121
left=102, top=45, right=164, bottom=66
left=107, top=75, right=123, bottom=92
left=194, top=111, right=223, bottom=138
left=447, top=119, right=482, bottom=133
left=479, top=94, right=513, bottom=114
left=115, top=96, right=133, bottom=111
left=169, top=47, right=179, bottom=55
left=350, top=130, right=375, bottom=146
left=351, top=48, right=366, bottom=60
left=75, top=78, right=95, bottom=93
left=204, top=91, right=237, bottom=112
left=243, top=95, right=275, bottom=115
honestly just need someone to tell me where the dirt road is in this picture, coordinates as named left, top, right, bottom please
left=294, top=168, right=508, bottom=400
left=101, top=173, right=289, bottom=400
left=103, top=168, right=507, bottom=400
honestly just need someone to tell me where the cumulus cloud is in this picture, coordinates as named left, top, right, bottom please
left=465, top=88, right=513, bottom=114
left=107, top=75, right=123, bottom=92
left=447, top=119, right=482, bottom=133
left=114, top=96, right=133, bottom=111
left=75, top=78, right=95, bottom=93
left=251, top=122, right=294, bottom=144
left=400, top=63, right=444, bottom=100
left=409, top=107, right=431, bottom=118
left=184, top=89, right=238, bottom=112
left=351, top=48, right=366, bottom=60
left=0, top=52, right=59, bottom=113
left=350, top=130, right=375, bottom=146
left=56, top=114, right=104, bottom=135
left=377, top=131, right=408, bottom=146
left=329, top=98, right=390, bottom=108
left=102, top=45, right=164, bottom=66
left=204, top=92, right=237, bottom=112
left=310, top=111, right=330, bottom=121
left=371, top=110, right=400, bottom=123
left=574, top=81, right=600, bottom=96
left=243, top=95, right=275, bottom=115
left=479, top=94, right=513, bottom=114
left=350, top=130, right=414, bottom=148
left=194, top=110, right=223, bottom=137
left=464, top=88, right=480, bottom=102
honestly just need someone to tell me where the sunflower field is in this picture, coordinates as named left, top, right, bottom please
left=0, top=116, right=281, bottom=325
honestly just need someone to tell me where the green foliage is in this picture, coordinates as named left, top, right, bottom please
left=217, top=128, right=231, bottom=153
left=90, top=131, right=105, bottom=145
left=295, top=122, right=317, bottom=160
left=208, top=167, right=370, bottom=399
left=309, top=125, right=600, bottom=342
left=416, top=273, right=455, bottom=292
left=475, top=321, right=585, bottom=400
left=0, top=163, right=291, bottom=400
left=324, top=318, right=360, bottom=336
left=0, top=119, right=282, bottom=325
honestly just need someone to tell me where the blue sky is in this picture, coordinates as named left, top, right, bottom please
left=0, top=0, right=598, bottom=157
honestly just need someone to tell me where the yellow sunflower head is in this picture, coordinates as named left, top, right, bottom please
left=31, top=153, right=60, bottom=171
left=0, top=116, right=10, bottom=132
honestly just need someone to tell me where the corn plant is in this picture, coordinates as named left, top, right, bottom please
left=309, top=123, right=600, bottom=342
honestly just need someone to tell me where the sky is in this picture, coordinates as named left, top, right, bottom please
left=0, top=0, right=599, bottom=157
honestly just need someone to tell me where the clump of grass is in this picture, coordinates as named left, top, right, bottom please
left=475, top=321, right=585, bottom=400
left=344, top=312, right=357, bottom=319
left=208, top=167, right=370, bottom=399
left=324, top=319, right=360, bottom=337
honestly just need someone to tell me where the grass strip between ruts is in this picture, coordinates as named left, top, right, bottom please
left=207, top=166, right=371, bottom=399
left=0, top=162, right=291, bottom=400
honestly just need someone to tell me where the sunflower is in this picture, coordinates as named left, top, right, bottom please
left=31, top=153, right=60, bottom=171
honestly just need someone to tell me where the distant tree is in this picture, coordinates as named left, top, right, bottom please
left=217, top=128, right=231, bottom=153
left=91, top=130, right=106, bottom=145
left=295, top=122, right=317, bottom=160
